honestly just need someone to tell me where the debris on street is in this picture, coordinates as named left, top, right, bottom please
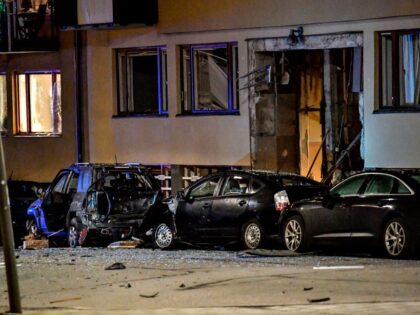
left=108, top=239, right=142, bottom=249
left=49, top=296, right=82, bottom=304
left=307, top=297, right=331, bottom=303
left=139, top=292, right=159, bottom=298
left=104, top=262, right=126, bottom=270
left=313, top=265, right=364, bottom=270
left=23, top=234, right=48, bottom=249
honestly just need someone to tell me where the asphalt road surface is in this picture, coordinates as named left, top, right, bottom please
left=1, top=246, right=420, bottom=314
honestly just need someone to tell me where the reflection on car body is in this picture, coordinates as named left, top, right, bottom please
left=279, top=170, right=420, bottom=258
left=153, top=170, right=326, bottom=250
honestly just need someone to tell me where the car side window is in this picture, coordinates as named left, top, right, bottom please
left=77, top=169, right=92, bottom=193
left=331, top=175, right=367, bottom=196
left=51, top=172, right=70, bottom=194
left=364, top=175, right=394, bottom=195
left=190, top=176, right=221, bottom=198
left=365, top=175, right=411, bottom=195
left=221, top=175, right=250, bottom=195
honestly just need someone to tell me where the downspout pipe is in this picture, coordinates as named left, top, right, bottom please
left=74, top=30, right=84, bottom=162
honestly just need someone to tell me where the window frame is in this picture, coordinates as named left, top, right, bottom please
left=377, top=29, right=420, bottom=113
left=179, top=42, right=239, bottom=115
left=0, top=72, right=7, bottom=134
left=115, top=46, right=168, bottom=117
left=14, top=70, right=61, bottom=136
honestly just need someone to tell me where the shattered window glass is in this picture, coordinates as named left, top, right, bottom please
left=190, top=176, right=221, bottom=198
left=221, top=176, right=250, bottom=195
left=116, top=47, right=167, bottom=116
left=0, top=74, right=6, bottom=132
left=180, top=43, right=239, bottom=114
left=15, top=71, right=61, bottom=135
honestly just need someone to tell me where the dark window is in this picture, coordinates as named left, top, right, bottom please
left=221, top=175, right=250, bottom=195
left=378, top=30, right=420, bottom=109
left=180, top=43, right=239, bottom=114
left=117, top=47, right=167, bottom=116
left=331, top=175, right=367, bottom=196
left=364, top=175, right=394, bottom=194
left=190, top=176, right=221, bottom=198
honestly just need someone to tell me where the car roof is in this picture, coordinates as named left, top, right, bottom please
left=68, top=163, right=148, bottom=171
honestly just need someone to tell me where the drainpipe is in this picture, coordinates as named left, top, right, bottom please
left=74, top=31, right=84, bottom=162
left=0, top=137, right=22, bottom=313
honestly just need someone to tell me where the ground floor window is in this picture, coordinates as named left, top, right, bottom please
left=379, top=29, right=420, bottom=109
left=116, top=47, right=168, bottom=116
left=15, top=71, right=61, bottom=135
left=180, top=42, right=239, bottom=114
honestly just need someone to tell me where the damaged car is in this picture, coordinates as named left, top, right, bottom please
left=26, top=163, right=165, bottom=247
left=152, top=170, right=326, bottom=250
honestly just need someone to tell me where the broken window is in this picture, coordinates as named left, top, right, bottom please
left=15, top=71, right=61, bottom=135
left=379, top=30, right=420, bottom=108
left=0, top=74, right=7, bottom=132
left=180, top=43, right=239, bottom=114
left=116, top=47, right=168, bottom=116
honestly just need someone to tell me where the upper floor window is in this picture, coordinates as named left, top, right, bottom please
left=0, top=74, right=7, bottom=132
left=180, top=43, right=239, bottom=114
left=15, top=71, right=61, bottom=135
left=116, top=47, right=168, bottom=116
left=379, top=30, right=420, bottom=109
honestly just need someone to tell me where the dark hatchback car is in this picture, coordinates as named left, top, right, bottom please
left=279, top=170, right=420, bottom=258
left=0, top=181, right=48, bottom=247
left=152, top=170, right=325, bottom=249
left=27, top=163, right=165, bottom=247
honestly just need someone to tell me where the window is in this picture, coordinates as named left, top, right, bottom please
left=189, top=176, right=221, bottom=198
left=379, top=30, right=420, bottom=109
left=0, top=74, right=6, bottom=132
left=365, top=175, right=411, bottom=195
left=180, top=43, right=239, bottom=114
left=331, top=175, right=367, bottom=196
left=15, top=71, right=61, bottom=135
left=221, top=175, right=250, bottom=195
left=116, top=47, right=168, bottom=116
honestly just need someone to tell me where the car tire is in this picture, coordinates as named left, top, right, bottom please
left=383, top=218, right=412, bottom=258
left=153, top=223, right=174, bottom=249
left=241, top=219, right=264, bottom=249
left=282, top=215, right=307, bottom=252
left=26, top=218, right=40, bottom=238
left=68, top=218, right=81, bottom=248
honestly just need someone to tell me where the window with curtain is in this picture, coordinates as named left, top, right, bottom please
left=15, top=71, right=61, bottom=135
left=379, top=30, right=420, bottom=109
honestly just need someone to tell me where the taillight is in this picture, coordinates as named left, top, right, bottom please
left=274, top=190, right=290, bottom=211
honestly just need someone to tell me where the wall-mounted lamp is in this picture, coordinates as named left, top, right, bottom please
left=287, top=26, right=304, bottom=46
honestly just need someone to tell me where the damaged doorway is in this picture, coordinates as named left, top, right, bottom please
left=248, top=34, right=364, bottom=182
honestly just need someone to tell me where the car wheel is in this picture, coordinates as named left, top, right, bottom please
left=241, top=219, right=264, bottom=249
left=153, top=223, right=174, bottom=249
left=283, top=215, right=306, bottom=252
left=383, top=218, right=412, bottom=258
left=68, top=218, right=81, bottom=248
left=26, top=219, right=40, bottom=238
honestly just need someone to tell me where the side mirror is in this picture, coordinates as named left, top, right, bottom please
left=36, top=187, right=45, bottom=198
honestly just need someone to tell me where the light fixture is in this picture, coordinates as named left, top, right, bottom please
left=287, top=26, right=304, bottom=46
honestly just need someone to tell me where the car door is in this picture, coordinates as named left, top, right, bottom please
left=41, top=170, right=79, bottom=231
left=175, top=175, right=223, bottom=240
left=209, top=174, right=252, bottom=238
left=350, top=174, right=414, bottom=238
left=309, top=174, right=369, bottom=239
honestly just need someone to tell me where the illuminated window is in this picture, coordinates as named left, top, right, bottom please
left=116, top=47, right=168, bottom=116
left=180, top=43, right=239, bottom=114
left=379, top=30, right=420, bottom=109
left=15, top=71, right=61, bottom=135
left=0, top=74, right=7, bottom=132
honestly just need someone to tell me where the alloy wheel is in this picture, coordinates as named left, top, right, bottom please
left=155, top=224, right=173, bottom=248
left=385, top=221, right=406, bottom=257
left=244, top=223, right=261, bottom=249
left=284, top=219, right=302, bottom=251
left=68, top=225, right=79, bottom=248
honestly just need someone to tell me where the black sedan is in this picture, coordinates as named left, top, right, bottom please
left=279, top=170, right=420, bottom=258
left=152, top=170, right=325, bottom=249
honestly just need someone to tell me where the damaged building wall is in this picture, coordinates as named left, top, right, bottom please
left=2, top=32, right=77, bottom=182
left=85, top=28, right=251, bottom=167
